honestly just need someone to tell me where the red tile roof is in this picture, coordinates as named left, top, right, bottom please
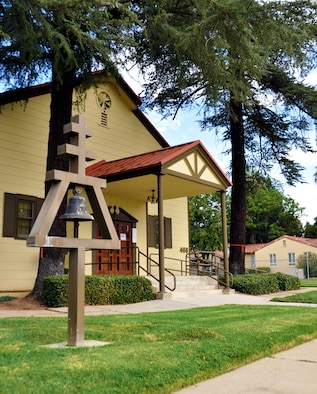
left=245, top=235, right=317, bottom=254
left=245, top=243, right=267, bottom=253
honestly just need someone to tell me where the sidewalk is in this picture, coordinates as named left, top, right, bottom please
left=1, top=288, right=316, bottom=318
left=175, top=339, right=317, bottom=394
left=1, top=289, right=317, bottom=393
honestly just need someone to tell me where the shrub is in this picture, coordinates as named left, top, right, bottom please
left=42, top=275, right=69, bottom=307
left=245, top=266, right=270, bottom=274
left=232, top=274, right=279, bottom=295
left=0, top=295, right=17, bottom=302
left=256, top=266, right=271, bottom=273
left=113, top=276, right=154, bottom=304
left=232, top=272, right=300, bottom=295
left=275, top=272, right=301, bottom=291
left=85, top=275, right=112, bottom=305
left=297, top=253, right=317, bottom=278
left=42, top=275, right=154, bottom=307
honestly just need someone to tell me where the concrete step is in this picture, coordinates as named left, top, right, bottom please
left=161, top=289, right=224, bottom=299
left=148, top=275, right=224, bottom=299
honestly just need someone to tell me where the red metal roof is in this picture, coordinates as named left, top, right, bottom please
left=86, top=140, right=232, bottom=186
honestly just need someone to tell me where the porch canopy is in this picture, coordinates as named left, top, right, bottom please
left=87, top=140, right=231, bottom=200
left=86, top=140, right=232, bottom=291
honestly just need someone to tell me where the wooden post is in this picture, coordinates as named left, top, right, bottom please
left=68, top=246, right=85, bottom=346
left=220, top=190, right=230, bottom=291
left=157, top=174, right=165, bottom=293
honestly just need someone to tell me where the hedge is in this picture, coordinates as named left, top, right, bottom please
left=42, top=275, right=154, bottom=307
left=274, top=272, right=301, bottom=291
left=245, top=266, right=270, bottom=274
left=232, top=272, right=301, bottom=295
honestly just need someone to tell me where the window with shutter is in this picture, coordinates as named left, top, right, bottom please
left=3, top=193, right=43, bottom=239
left=148, top=215, right=172, bottom=249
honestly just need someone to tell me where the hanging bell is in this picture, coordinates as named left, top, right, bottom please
left=60, top=187, right=94, bottom=222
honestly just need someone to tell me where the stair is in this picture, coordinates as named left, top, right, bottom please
left=148, top=275, right=224, bottom=299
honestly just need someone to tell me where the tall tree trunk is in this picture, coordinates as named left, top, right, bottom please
left=229, top=98, right=246, bottom=274
left=28, top=71, right=75, bottom=299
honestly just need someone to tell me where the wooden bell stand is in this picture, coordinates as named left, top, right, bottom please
left=27, top=114, right=120, bottom=346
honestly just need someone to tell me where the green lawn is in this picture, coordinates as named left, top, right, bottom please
left=301, top=277, right=317, bottom=287
left=272, top=290, right=317, bottom=304
left=1, top=305, right=317, bottom=393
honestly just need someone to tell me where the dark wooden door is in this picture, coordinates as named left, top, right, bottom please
left=96, top=221, right=133, bottom=276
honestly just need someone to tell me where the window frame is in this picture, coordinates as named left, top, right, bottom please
left=17, top=198, right=35, bottom=239
left=269, top=253, right=277, bottom=267
left=251, top=255, right=256, bottom=269
left=288, top=252, right=296, bottom=266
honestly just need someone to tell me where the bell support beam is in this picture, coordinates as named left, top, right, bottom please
left=27, top=180, right=69, bottom=247
left=43, top=236, right=120, bottom=249
left=46, top=169, right=107, bottom=189
left=85, top=186, right=119, bottom=243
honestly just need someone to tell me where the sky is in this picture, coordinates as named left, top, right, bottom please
left=123, top=72, right=317, bottom=226
left=2, top=64, right=315, bottom=225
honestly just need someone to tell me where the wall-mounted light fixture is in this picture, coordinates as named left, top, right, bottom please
left=109, top=205, right=120, bottom=215
left=147, top=189, right=158, bottom=204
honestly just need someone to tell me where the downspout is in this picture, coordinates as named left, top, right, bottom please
left=220, top=190, right=230, bottom=292
left=157, top=173, right=165, bottom=293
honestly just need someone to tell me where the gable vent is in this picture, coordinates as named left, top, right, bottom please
left=96, top=90, right=111, bottom=128
left=100, top=111, right=108, bottom=127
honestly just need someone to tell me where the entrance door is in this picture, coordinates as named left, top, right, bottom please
left=96, top=220, right=133, bottom=276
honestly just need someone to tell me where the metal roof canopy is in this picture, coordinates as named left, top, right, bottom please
left=86, top=140, right=232, bottom=201
left=87, top=140, right=232, bottom=294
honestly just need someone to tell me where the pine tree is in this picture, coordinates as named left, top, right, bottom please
left=132, top=0, right=317, bottom=273
left=0, top=0, right=139, bottom=297
left=246, top=170, right=304, bottom=243
left=189, top=193, right=228, bottom=251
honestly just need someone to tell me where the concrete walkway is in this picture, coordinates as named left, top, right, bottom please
left=1, top=288, right=316, bottom=318
left=1, top=288, right=317, bottom=393
left=175, top=339, right=317, bottom=394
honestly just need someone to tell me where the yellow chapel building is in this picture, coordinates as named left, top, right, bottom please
left=0, top=74, right=231, bottom=294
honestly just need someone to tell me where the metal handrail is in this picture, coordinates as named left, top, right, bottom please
left=137, top=248, right=176, bottom=291
left=149, top=251, right=233, bottom=288
left=86, top=246, right=177, bottom=292
left=197, top=258, right=233, bottom=287
left=186, top=252, right=233, bottom=288
left=149, top=253, right=188, bottom=276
